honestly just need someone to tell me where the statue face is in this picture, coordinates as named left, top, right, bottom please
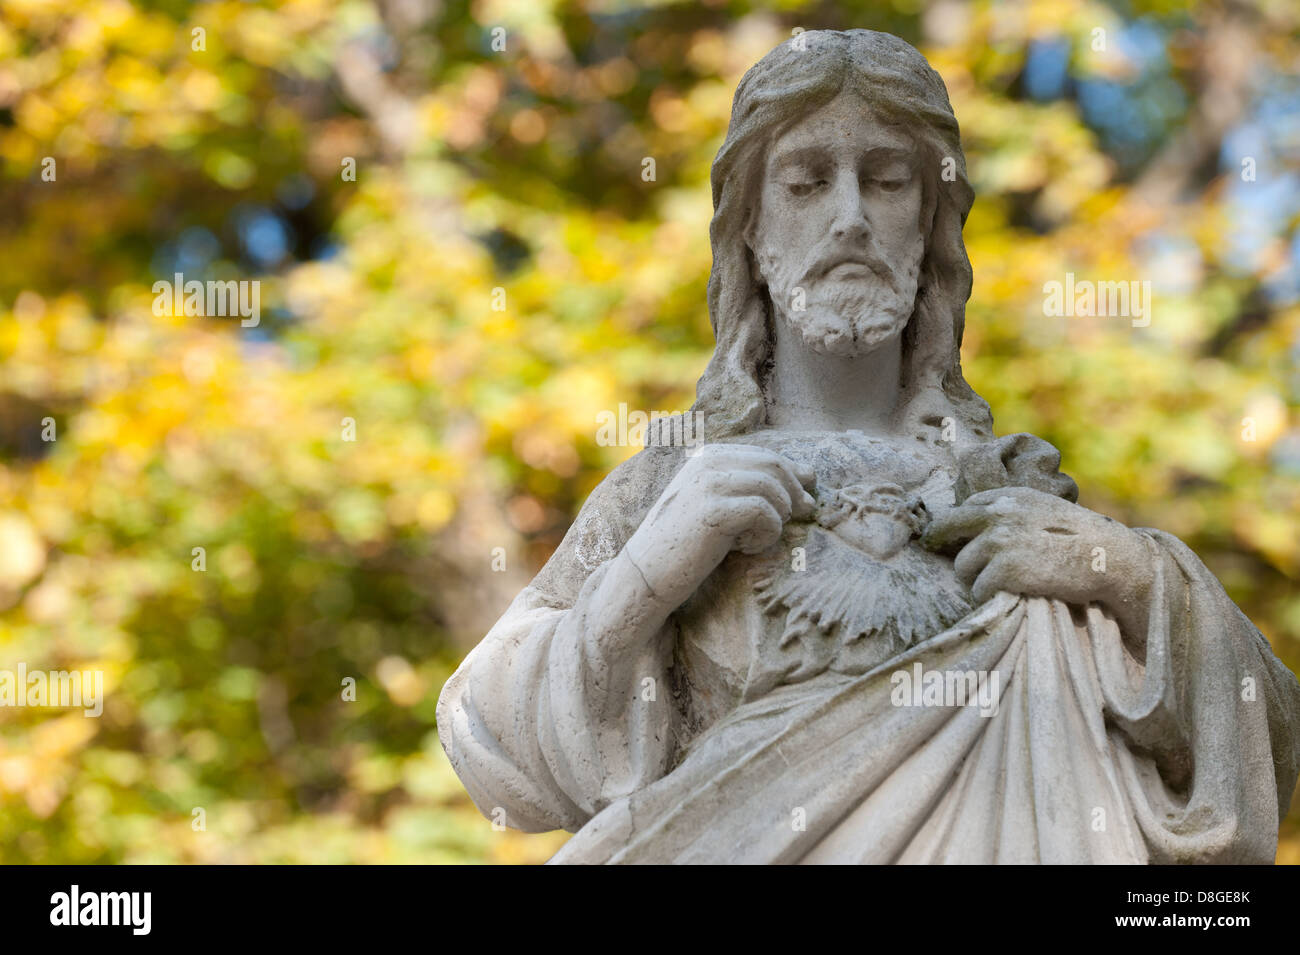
left=747, top=91, right=926, bottom=358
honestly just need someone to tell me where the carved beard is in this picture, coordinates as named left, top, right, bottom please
left=755, top=233, right=924, bottom=358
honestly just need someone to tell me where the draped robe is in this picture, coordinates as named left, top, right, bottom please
left=436, top=431, right=1300, bottom=864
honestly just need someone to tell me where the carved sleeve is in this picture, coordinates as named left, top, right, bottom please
left=435, top=448, right=686, bottom=832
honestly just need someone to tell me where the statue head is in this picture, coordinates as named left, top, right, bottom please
left=687, top=29, right=994, bottom=444
left=747, top=88, right=928, bottom=361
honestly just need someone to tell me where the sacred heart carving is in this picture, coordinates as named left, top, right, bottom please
left=752, top=482, right=973, bottom=653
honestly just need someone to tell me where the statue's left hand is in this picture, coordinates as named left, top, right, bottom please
left=920, top=485, right=1154, bottom=636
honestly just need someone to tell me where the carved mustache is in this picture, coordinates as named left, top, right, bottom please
left=803, top=244, right=899, bottom=289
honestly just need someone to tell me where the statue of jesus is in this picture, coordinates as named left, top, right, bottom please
left=437, top=29, right=1300, bottom=864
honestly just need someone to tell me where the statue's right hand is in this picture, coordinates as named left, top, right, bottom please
left=623, top=443, right=817, bottom=610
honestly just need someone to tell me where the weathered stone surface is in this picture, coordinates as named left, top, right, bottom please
left=437, top=29, right=1300, bottom=864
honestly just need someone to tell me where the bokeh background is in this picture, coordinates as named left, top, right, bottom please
left=1, top=0, right=1298, bottom=864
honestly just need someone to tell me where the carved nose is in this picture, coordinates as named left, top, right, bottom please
left=831, top=218, right=869, bottom=243
left=829, top=175, right=870, bottom=243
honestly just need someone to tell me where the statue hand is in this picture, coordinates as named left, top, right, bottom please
left=623, top=443, right=817, bottom=611
left=921, top=486, right=1154, bottom=634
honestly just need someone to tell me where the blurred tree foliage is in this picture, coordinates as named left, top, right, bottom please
left=0, top=0, right=1298, bottom=863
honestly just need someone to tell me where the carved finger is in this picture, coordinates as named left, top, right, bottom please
left=920, top=503, right=995, bottom=554
left=952, top=530, right=1001, bottom=589
left=716, top=470, right=795, bottom=523
left=704, top=444, right=813, bottom=481
left=970, top=553, right=1019, bottom=604
left=962, top=487, right=1041, bottom=510
left=776, top=454, right=818, bottom=491
left=725, top=497, right=785, bottom=554
left=713, top=448, right=817, bottom=518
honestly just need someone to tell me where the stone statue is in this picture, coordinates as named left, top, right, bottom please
left=436, top=29, right=1300, bottom=864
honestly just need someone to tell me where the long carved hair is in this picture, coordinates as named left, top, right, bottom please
left=684, top=29, right=994, bottom=445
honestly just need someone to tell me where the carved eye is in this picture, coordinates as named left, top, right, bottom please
left=787, top=179, right=828, bottom=197
left=866, top=177, right=907, bottom=193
